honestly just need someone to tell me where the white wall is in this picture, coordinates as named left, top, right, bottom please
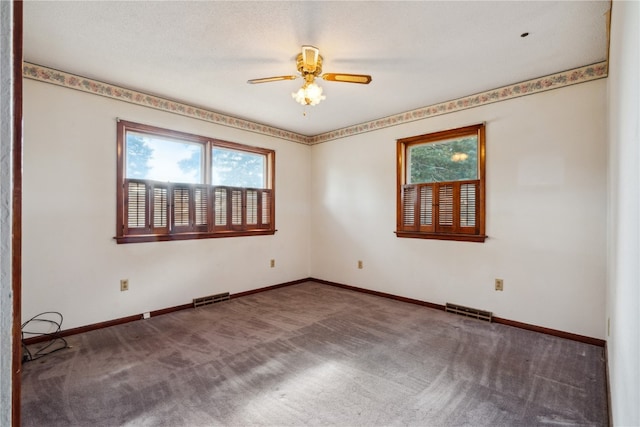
left=20, top=30, right=624, bottom=422
left=24, top=69, right=608, bottom=340
left=607, top=1, right=640, bottom=425
left=311, top=79, right=607, bottom=339
left=17, top=4, right=640, bottom=423
left=22, top=80, right=311, bottom=330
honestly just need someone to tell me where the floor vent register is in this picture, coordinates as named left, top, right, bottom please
left=193, top=292, right=230, bottom=308
left=445, top=302, right=492, bottom=322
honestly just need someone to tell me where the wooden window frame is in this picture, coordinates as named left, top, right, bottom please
left=396, top=123, right=486, bottom=242
left=116, top=120, right=275, bottom=244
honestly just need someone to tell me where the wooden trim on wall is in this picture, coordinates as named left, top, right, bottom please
left=230, top=278, right=309, bottom=299
left=492, top=316, right=605, bottom=347
left=23, top=314, right=144, bottom=346
left=311, top=278, right=445, bottom=311
left=308, top=278, right=606, bottom=347
left=604, top=341, right=612, bottom=427
left=22, top=278, right=309, bottom=346
left=150, top=303, right=193, bottom=318
left=22, top=277, right=606, bottom=350
left=12, top=1, right=23, bottom=426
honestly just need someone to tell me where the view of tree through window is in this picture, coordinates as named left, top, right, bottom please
left=212, top=148, right=265, bottom=188
left=408, top=137, right=478, bottom=183
left=125, top=134, right=152, bottom=179
left=126, top=132, right=203, bottom=183
left=116, top=120, right=275, bottom=243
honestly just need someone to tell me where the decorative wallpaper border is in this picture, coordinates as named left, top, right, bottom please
left=308, top=61, right=608, bottom=145
left=24, top=61, right=607, bottom=146
left=22, top=63, right=309, bottom=145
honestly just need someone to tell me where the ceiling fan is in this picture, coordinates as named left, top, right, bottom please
left=247, top=45, right=372, bottom=106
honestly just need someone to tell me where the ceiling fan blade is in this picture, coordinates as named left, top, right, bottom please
left=322, top=73, right=372, bottom=84
left=247, top=75, right=298, bottom=84
left=301, top=45, right=320, bottom=73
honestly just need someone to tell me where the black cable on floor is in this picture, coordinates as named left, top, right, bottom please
left=21, top=311, right=69, bottom=363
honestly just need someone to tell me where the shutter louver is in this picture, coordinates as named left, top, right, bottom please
left=152, top=187, right=168, bottom=228
left=214, top=187, right=227, bottom=227
left=246, top=190, right=258, bottom=225
left=402, top=185, right=417, bottom=227
left=173, top=187, right=190, bottom=227
left=439, top=185, right=454, bottom=226
left=231, top=189, right=243, bottom=226
left=261, top=190, right=271, bottom=225
left=460, top=183, right=476, bottom=227
left=420, top=186, right=433, bottom=226
left=127, top=181, right=147, bottom=229
left=195, top=187, right=208, bottom=226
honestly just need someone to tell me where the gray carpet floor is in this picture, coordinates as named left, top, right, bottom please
left=21, top=281, right=608, bottom=426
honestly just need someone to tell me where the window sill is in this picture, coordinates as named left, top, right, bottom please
left=115, top=229, right=277, bottom=244
left=395, top=231, right=486, bottom=243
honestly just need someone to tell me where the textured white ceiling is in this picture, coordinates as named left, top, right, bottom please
left=23, top=1, right=610, bottom=136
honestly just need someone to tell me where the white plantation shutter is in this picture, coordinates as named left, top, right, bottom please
left=402, top=185, right=417, bottom=229
left=172, top=186, right=191, bottom=229
left=211, top=187, right=272, bottom=230
left=246, top=190, right=258, bottom=225
left=419, top=185, right=433, bottom=228
left=170, top=185, right=211, bottom=232
left=127, top=181, right=147, bottom=230
left=261, top=190, right=271, bottom=226
left=151, top=185, right=168, bottom=232
left=460, top=183, right=476, bottom=228
left=214, top=187, right=227, bottom=228
left=399, top=181, right=480, bottom=237
left=231, top=189, right=243, bottom=227
left=438, top=184, right=454, bottom=227
left=125, top=180, right=169, bottom=234
left=194, top=187, right=208, bottom=227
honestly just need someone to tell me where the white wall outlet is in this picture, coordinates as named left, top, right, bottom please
left=495, top=278, right=504, bottom=291
left=120, top=279, right=129, bottom=291
left=143, top=312, right=150, bottom=319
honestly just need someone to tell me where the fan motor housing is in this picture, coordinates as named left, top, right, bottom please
left=297, top=53, right=323, bottom=77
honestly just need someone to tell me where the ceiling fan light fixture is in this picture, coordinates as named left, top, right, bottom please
left=250, top=45, right=371, bottom=107
left=292, top=82, right=326, bottom=106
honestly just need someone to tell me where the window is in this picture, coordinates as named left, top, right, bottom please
left=396, top=123, right=486, bottom=242
left=116, top=120, right=275, bottom=243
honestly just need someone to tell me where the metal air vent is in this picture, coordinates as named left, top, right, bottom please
left=445, top=303, right=492, bottom=322
left=193, top=292, right=230, bottom=308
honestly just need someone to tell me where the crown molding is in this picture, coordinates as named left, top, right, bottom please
left=24, top=61, right=607, bottom=146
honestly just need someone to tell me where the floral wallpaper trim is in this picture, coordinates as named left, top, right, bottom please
left=308, top=61, right=608, bottom=145
left=22, top=63, right=309, bottom=145
left=24, top=61, right=607, bottom=146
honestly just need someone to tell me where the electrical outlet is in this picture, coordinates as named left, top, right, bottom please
left=495, top=278, right=504, bottom=291
left=358, top=260, right=363, bottom=269
left=120, top=279, right=129, bottom=292
left=270, top=259, right=275, bottom=268
left=143, top=312, right=151, bottom=319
